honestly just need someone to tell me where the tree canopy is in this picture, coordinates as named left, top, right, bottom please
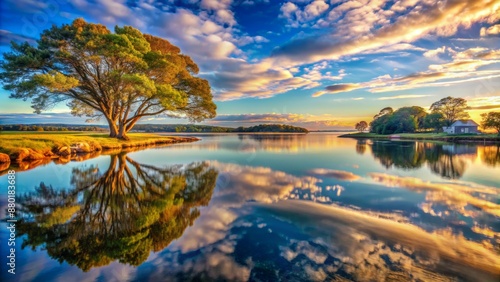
left=429, top=96, right=470, bottom=126
left=481, top=111, right=500, bottom=135
left=370, top=106, right=427, bottom=134
left=355, top=121, right=368, bottom=132
left=0, top=18, right=216, bottom=140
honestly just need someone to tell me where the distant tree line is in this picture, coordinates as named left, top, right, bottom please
left=0, top=124, right=107, bottom=132
left=133, top=123, right=308, bottom=133
left=132, top=124, right=233, bottom=133
left=233, top=124, right=309, bottom=133
left=0, top=123, right=309, bottom=133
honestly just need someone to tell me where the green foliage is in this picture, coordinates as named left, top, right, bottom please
left=355, top=121, right=368, bottom=132
left=481, top=111, right=500, bottom=135
left=429, top=96, right=470, bottom=126
left=0, top=18, right=216, bottom=140
left=370, top=106, right=426, bottom=134
left=423, top=112, right=445, bottom=132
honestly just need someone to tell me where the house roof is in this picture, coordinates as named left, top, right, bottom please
left=451, top=120, right=479, bottom=127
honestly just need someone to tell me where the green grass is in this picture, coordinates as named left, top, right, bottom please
left=339, top=132, right=500, bottom=141
left=0, top=131, right=188, bottom=156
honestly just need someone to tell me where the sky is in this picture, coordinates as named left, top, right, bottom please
left=0, top=0, right=499, bottom=130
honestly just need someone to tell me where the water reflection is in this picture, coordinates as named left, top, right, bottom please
left=3, top=134, right=500, bottom=282
left=16, top=153, right=218, bottom=271
left=260, top=200, right=500, bottom=282
left=369, top=141, right=478, bottom=179
left=480, top=144, right=500, bottom=167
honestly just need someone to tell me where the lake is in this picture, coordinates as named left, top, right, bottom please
left=1, top=133, right=499, bottom=282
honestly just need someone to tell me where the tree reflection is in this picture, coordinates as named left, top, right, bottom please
left=480, top=145, right=500, bottom=167
left=16, top=153, right=218, bottom=271
left=370, top=142, right=473, bottom=179
left=370, top=141, right=427, bottom=170
left=355, top=139, right=367, bottom=155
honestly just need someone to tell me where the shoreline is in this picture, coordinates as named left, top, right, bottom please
left=0, top=132, right=199, bottom=171
left=338, top=132, right=500, bottom=143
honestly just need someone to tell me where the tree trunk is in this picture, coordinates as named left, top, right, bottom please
left=106, top=116, right=118, bottom=138
left=117, top=123, right=130, bottom=141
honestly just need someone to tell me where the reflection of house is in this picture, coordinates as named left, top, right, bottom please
left=442, top=120, right=479, bottom=134
left=442, top=144, right=478, bottom=156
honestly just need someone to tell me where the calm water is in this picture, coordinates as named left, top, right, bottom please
left=1, top=133, right=499, bottom=282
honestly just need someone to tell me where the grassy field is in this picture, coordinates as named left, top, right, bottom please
left=0, top=131, right=197, bottom=160
left=339, top=132, right=500, bottom=141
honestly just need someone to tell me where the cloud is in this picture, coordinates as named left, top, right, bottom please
left=280, top=1, right=329, bottom=27
left=423, top=46, right=447, bottom=58
left=271, top=0, right=500, bottom=66
left=312, top=83, right=361, bottom=97
left=307, top=168, right=361, bottom=181
left=6, top=0, right=500, bottom=104
left=468, top=96, right=500, bottom=110
left=377, top=94, right=431, bottom=100
left=311, top=47, right=500, bottom=95
left=469, top=105, right=500, bottom=110
left=0, top=29, right=36, bottom=46
left=480, top=24, right=500, bottom=36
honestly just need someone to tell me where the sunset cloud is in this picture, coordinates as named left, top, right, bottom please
left=311, top=47, right=500, bottom=96
left=271, top=0, right=500, bottom=66
left=480, top=24, right=500, bottom=36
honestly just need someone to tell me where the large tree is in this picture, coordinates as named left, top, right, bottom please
left=429, top=97, right=469, bottom=126
left=0, top=19, right=216, bottom=140
left=481, top=111, right=500, bottom=135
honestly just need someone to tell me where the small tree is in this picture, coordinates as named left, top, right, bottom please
left=355, top=121, right=368, bottom=132
left=481, top=112, right=500, bottom=135
left=429, top=97, right=470, bottom=126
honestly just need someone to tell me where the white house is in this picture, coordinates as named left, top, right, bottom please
left=442, top=120, right=479, bottom=134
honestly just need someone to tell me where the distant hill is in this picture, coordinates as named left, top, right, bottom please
left=0, top=123, right=309, bottom=133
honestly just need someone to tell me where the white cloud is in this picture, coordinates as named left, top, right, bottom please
left=480, top=24, right=500, bottom=36
left=423, top=46, right=447, bottom=58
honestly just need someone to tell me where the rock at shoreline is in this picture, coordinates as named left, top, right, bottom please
left=12, top=148, right=30, bottom=161
left=71, top=142, right=91, bottom=153
left=0, top=162, right=9, bottom=171
left=56, top=146, right=72, bottom=156
left=0, top=153, right=10, bottom=163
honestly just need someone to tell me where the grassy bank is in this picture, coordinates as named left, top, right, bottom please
left=339, top=132, right=500, bottom=142
left=0, top=131, right=199, bottom=162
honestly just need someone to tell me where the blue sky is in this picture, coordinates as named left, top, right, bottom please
left=1, top=0, right=499, bottom=129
